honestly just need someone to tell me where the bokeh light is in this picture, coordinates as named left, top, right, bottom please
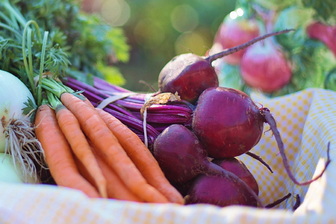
left=100, top=0, right=130, bottom=26
left=170, top=4, right=199, bottom=33
left=133, top=19, right=166, bottom=48
left=82, top=0, right=237, bottom=90
left=175, top=29, right=211, bottom=55
left=229, top=7, right=244, bottom=19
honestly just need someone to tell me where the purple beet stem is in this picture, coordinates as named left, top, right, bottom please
left=206, top=29, right=294, bottom=63
left=261, top=108, right=331, bottom=186
left=63, top=77, right=193, bottom=145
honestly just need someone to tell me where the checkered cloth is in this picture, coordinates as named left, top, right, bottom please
left=0, top=88, right=335, bottom=224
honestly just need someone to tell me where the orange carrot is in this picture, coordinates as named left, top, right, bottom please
left=96, top=108, right=185, bottom=204
left=55, top=104, right=107, bottom=198
left=60, top=92, right=169, bottom=203
left=34, top=104, right=100, bottom=198
left=76, top=145, right=144, bottom=202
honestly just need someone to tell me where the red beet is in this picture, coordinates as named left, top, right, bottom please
left=152, top=124, right=263, bottom=206
left=185, top=158, right=260, bottom=207
left=185, top=173, right=258, bottom=207
left=158, top=53, right=219, bottom=103
left=307, top=22, right=336, bottom=57
left=213, top=158, right=259, bottom=195
left=186, top=157, right=292, bottom=208
left=214, top=17, right=259, bottom=65
left=240, top=37, right=292, bottom=93
left=152, top=124, right=208, bottom=184
left=192, top=87, right=264, bottom=158
left=192, top=86, right=331, bottom=186
left=158, top=30, right=293, bottom=103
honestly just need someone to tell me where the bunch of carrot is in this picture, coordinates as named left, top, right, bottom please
left=34, top=78, right=184, bottom=204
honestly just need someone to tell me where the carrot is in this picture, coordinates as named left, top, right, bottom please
left=34, top=104, right=100, bottom=198
left=76, top=145, right=144, bottom=202
left=96, top=108, right=185, bottom=204
left=55, top=104, right=107, bottom=198
left=80, top=93, right=95, bottom=108
left=60, top=92, right=169, bottom=203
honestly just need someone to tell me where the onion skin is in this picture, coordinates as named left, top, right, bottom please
left=0, top=153, right=24, bottom=183
left=192, top=87, right=264, bottom=158
left=240, top=40, right=292, bottom=93
left=0, top=70, right=35, bottom=153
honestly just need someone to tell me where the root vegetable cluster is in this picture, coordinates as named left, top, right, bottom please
left=0, top=0, right=332, bottom=210
left=35, top=79, right=184, bottom=204
left=68, top=30, right=331, bottom=208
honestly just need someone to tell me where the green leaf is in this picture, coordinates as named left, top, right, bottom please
left=324, top=68, right=336, bottom=91
left=217, top=62, right=245, bottom=90
left=251, top=0, right=300, bottom=11
left=22, top=97, right=37, bottom=119
left=302, top=0, right=336, bottom=24
left=274, top=6, right=314, bottom=50
left=0, top=0, right=129, bottom=92
left=43, top=45, right=70, bottom=76
left=106, top=28, right=130, bottom=63
left=97, top=61, right=126, bottom=86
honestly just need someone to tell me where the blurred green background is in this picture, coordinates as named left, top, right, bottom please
left=82, top=0, right=236, bottom=91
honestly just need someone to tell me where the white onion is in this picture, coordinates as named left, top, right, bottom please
left=0, top=153, right=24, bottom=183
left=0, top=70, right=43, bottom=183
left=0, top=70, right=34, bottom=151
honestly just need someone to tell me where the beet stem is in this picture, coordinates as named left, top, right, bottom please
left=292, top=194, right=301, bottom=211
left=261, top=108, right=331, bottom=186
left=265, top=193, right=291, bottom=209
left=205, top=29, right=294, bottom=63
left=206, top=162, right=264, bottom=208
left=246, top=151, right=273, bottom=173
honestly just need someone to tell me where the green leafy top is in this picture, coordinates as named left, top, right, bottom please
left=302, top=0, right=336, bottom=25
left=0, top=0, right=130, bottom=97
left=250, top=0, right=336, bottom=24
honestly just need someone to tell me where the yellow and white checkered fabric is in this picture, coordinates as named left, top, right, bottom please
left=0, top=88, right=335, bottom=224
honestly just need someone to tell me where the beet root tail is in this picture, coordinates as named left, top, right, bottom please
left=260, top=107, right=331, bottom=186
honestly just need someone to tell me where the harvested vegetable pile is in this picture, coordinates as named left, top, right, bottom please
left=0, top=0, right=127, bottom=183
left=0, top=0, right=332, bottom=211
left=64, top=27, right=330, bottom=208
left=69, top=72, right=330, bottom=208
left=0, top=0, right=184, bottom=205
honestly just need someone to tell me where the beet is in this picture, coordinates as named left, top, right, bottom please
left=152, top=124, right=263, bottom=206
left=212, top=158, right=259, bottom=195
left=214, top=17, right=260, bottom=65
left=307, top=22, right=336, bottom=57
left=152, top=124, right=208, bottom=184
left=185, top=158, right=260, bottom=207
left=158, top=53, right=219, bottom=103
left=185, top=174, right=258, bottom=207
left=158, top=29, right=294, bottom=103
left=192, top=86, right=331, bottom=186
left=192, top=87, right=264, bottom=158
left=240, top=37, right=292, bottom=93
